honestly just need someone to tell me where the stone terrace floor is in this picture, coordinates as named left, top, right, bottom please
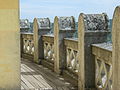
left=21, top=58, right=77, bottom=90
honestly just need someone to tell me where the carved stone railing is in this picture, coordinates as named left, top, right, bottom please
left=19, top=5, right=120, bottom=90
left=92, top=43, right=112, bottom=90
left=39, top=34, right=54, bottom=70
left=63, top=38, right=79, bottom=86
left=42, top=35, right=54, bottom=62
left=64, top=38, right=79, bottom=74
left=21, top=33, right=34, bottom=59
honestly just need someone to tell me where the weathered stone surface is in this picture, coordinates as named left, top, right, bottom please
left=112, top=6, right=120, bottom=90
left=20, top=19, right=30, bottom=29
left=36, top=18, right=50, bottom=30
left=33, top=18, right=51, bottom=63
left=83, top=13, right=109, bottom=31
left=92, top=43, right=112, bottom=90
left=58, top=16, right=75, bottom=30
left=54, top=16, right=76, bottom=74
left=78, top=13, right=109, bottom=90
left=92, top=43, right=112, bottom=51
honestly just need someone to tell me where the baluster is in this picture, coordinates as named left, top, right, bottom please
left=44, top=42, right=47, bottom=59
left=51, top=44, right=54, bottom=61
left=67, top=48, right=71, bottom=68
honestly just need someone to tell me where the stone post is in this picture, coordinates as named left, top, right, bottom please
left=112, top=6, right=120, bottom=90
left=0, top=0, right=20, bottom=89
left=78, top=13, right=110, bottom=90
left=20, top=19, right=30, bottom=33
left=33, top=18, right=51, bottom=63
left=54, top=16, right=76, bottom=74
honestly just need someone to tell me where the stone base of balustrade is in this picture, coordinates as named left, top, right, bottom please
left=41, top=59, right=54, bottom=71
left=21, top=53, right=34, bottom=61
left=62, top=69, right=78, bottom=88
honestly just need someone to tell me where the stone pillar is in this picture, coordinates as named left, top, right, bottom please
left=78, top=13, right=109, bottom=90
left=112, top=6, right=120, bottom=90
left=54, top=16, right=76, bottom=74
left=0, top=0, right=20, bottom=89
left=33, top=18, right=51, bottom=63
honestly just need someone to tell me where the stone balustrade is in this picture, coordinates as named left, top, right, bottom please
left=92, top=43, right=112, bottom=90
left=64, top=38, right=79, bottom=73
left=63, top=38, right=79, bottom=87
left=21, top=33, right=34, bottom=60
left=41, top=35, right=55, bottom=70
left=1, top=0, right=120, bottom=89
left=44, top=41, right=54, bottom=61
left=20, top=6, right=120, bottom=90
left=43, top=35, right=54, bottom=61
left=20, top=14, right=111, bottom=89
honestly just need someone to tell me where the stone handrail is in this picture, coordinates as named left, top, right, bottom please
left=92, top=43, right=112, bottom=90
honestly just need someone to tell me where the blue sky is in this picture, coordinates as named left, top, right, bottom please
left=20, top=0, right=119, bottom=22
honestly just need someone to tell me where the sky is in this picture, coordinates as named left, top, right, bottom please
left=20, top=0, right=119, bottom=22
